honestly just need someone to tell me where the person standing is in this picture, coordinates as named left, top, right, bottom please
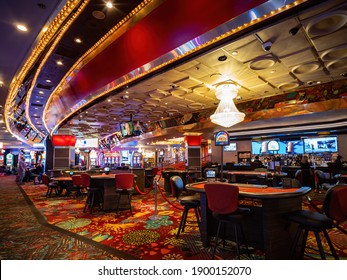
left=18, top=156, right=27, bottom=184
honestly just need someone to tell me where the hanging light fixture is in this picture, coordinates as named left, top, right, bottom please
left=210, top=82, right=245, bottom=127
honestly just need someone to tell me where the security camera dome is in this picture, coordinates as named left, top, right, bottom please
left=262, top=41, right=272, bottom=52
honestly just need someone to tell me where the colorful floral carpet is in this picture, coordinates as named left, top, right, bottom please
left=20, top=181, right=265, bottom=260
left=2, top=175, right=346, bottom=260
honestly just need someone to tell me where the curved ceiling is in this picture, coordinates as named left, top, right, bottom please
left=2, top=0, right=347, bottom=149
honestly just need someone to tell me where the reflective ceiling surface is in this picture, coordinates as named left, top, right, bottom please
left=1, top=0, right=347, bottom=149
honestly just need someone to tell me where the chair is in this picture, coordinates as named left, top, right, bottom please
left=115, top=173, right=135, bottom=215
left=204, top=183, right=250, bottom=260
left=71, top=174, right=85, bottom=197
left=327, top=162, right=341, bottom=182
left=295, top=169, right=314, bottom=188
left=170, top=175, right=200, bottom=239
left=314, top=170, right=335, bottom=191
left=285, top=184, right=347, bottom=260
left=81, top=173, right=103, bottom=214
left=42, top=174, right=59, bottom=197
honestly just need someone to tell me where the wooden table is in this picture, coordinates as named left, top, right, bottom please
left=186, top=181, right=311, bottom=259
left=90, top=174, right=137, bottom=211
left=51, top=176, right=73, bottom=195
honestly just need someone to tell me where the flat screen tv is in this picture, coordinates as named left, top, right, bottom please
left=303, top=136, right=338, bottom=153
left=205, top=168, right=218, bottom=178
left=120, top=122, right=134, bottom=137
left=223, top=143, right=237, bottom=151
left=252, top=139, right=304, bottom=155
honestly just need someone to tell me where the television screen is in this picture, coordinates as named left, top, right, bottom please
left=224, top=143, right=237, bottom=151
left=120, top=122, right=134, bottom=137
left=205, top=168, right=218, bottom=178
left=267, top=140, right=279, bottom=151
left=286, top=140, right=304, bottom=154
left=303, top=136, right=338, bottom=153
left=252, top=139, right=304, bottom=155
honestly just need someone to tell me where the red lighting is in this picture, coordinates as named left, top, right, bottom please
left=52, top=135, right=76, bottom=146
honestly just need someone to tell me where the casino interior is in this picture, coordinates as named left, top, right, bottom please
left=0, top=0, right=347, bottom=260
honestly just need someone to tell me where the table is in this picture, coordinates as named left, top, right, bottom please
left=161, top=170, right=197, bottom=192
left=90, top=174, right=137, bottom=211
left=186, top=181, right=311, bottom=259
left=51, top=176, right=73, bottom=195
left=226, top=170, right=287, bottom=186
left=90, top=174, right=118, bottom=211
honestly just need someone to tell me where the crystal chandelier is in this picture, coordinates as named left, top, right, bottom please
left=210, top=82, right=245, bottom=127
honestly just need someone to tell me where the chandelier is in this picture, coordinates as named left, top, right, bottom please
left=210, top=82, right=245, bottom=127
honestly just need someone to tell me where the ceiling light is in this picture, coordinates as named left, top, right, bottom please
left=210, top=82, right=245, bottom=128
left=106, top=1, right=113, bottom=8
left=16, top=24, right=28, bottom=32
left=56, top=60, right=63, bottom=65
left=46, top=79, right=51, bottom=83
left=74, top=38, right=82, bottom=44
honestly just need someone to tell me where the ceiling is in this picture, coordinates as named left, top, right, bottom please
left=1, top=0, right=347, bottom=150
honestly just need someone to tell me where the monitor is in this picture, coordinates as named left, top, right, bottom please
left=104, top=167, right=110, bottom=174
left=303, top=136, right=338, bottom=153
left=224, top=143, right=237, bottom=151
left=205, top=168, right=218, bottom=179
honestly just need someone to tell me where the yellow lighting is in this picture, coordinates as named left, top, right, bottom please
left=16, top=24, right=28, bottom=32
left=210, top=83, right=245, bottom=128
left=106, top=1, right=113, bottom=9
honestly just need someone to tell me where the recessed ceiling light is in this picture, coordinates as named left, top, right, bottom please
left=56, top=60, right=63, bottom=66
left=106, top=1, right=113, bottom=8
left=74, top=38, right=82, bottom=44
left=231, top=51, right=238, bottom=56
left=46, top=79, right=51, bottom=83
left=16, top=24, right=28, bottom=32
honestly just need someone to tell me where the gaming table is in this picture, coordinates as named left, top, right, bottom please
left=186, top=182, right=311, bottom=259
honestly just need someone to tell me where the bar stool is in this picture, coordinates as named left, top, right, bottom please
left=204, top=183, right=250, bottom=260
left=170, top=175, right=201, bottom=239
left=285, top=184, right=347, bottom=259
left=81, top=173, right=103, bottom=214
left=115, top=173, right=135, bottom=215
left=42, top=174, right=59, bottom=197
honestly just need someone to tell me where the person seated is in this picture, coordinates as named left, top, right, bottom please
left=23, top=168, right=36, bottom=182
left=252, top=156, right=264, bottom=168
left=335, top=155, right=343, bottom=173
left=299, top=155, right=311, bottom=170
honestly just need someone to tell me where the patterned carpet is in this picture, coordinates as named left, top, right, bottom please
left=1, top=175, right=346, bottom=260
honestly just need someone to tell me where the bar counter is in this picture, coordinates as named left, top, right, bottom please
left=186, top=181, right=311, bottom=259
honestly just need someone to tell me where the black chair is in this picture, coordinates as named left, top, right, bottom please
left=204, top=183, right=250, bottom=259
left=170, top=175, right=200, bottom=239
left=295, top=169, right=314, bottom=188
left=42, top=174, right=59, bottom=197
left=285, top=184, right=347, bottom=259
left=327, top=162, right=341, bottom=183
